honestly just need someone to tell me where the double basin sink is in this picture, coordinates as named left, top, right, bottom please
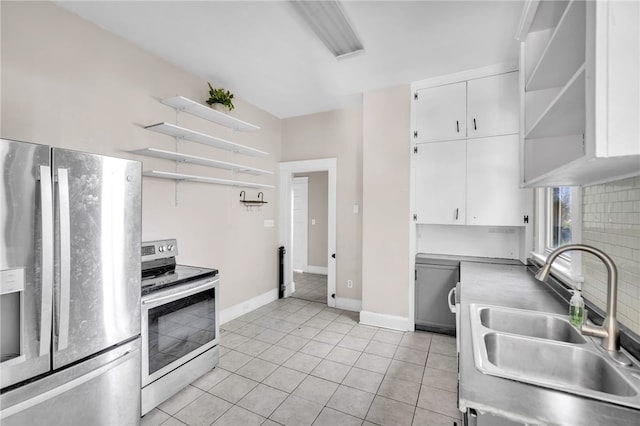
left=470, top=304, right=640, bottom=410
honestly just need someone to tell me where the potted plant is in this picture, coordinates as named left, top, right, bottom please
left=206, top=82, right=235, bottom=112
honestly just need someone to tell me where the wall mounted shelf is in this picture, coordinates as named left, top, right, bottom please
left=525, top=0, right=585, bottom=91
left=525, top=64, right=585, bottom=139
left=130, top=148, right=272, bottom=176
left=239, top=191, right=267, bottom=210
left=518, top=0, right=640, bottom=186
left=162, top=96, right=260, bottom=132
left=144, top=122, right=268, bottom=157
left=239, top=190, right=268, bottom=205
left=143, top=170, right=274, bottom=189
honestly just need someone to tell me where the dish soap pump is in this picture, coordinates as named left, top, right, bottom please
left=569, top=290, right=584, bottom=327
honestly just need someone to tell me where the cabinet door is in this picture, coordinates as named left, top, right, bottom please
left=414, top=82, right=466, bottom=143
left=467, top=72, right=519, bottom=138
left=466, top=135, right=531, bottom=226
left=415, top=140, right=466, bottom=224
left=415, top=264, right=457, bottom=331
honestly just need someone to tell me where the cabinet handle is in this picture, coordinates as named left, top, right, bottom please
left=473, top=118, right=477, bottom=130
left=455, top=208, right=459, bottom=220
left=456, top=120, right=459, bottom=133
left=447, top=287, right=457, bottom=314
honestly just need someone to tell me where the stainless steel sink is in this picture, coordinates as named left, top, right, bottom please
left=484, top=333, right=636, bottom=397
left=478, top=305, right=586, bottom=344
left=470, top=304, right=640, bottom=410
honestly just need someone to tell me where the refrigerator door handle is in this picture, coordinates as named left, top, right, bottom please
left=39, top=165, right=54, bottom=356
left=57, top=168, right=71, bottom=351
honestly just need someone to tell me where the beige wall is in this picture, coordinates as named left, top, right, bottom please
left=1, top=1, right=281, bottom=311
left=362, top=85, right=411, bottom=318
left=282, top=107, right=363, bottom=301
left=582, top=175, right=640, bottom=335
left=294, top=172, right=328, bottom=268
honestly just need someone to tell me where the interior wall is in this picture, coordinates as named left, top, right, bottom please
left=582, top=175, right=640, bottom=335
left=281, top=107, right=363, bottom=301
left=294, top=171, right=328, bottom=269
left=417, top=225, right=524, bottom=259
left=1, top=1, right=281, bottom=312
left=362, top=85, right=411, bottom=320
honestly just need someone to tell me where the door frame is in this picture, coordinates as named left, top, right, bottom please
left=279, top=158, right=337, bottom=307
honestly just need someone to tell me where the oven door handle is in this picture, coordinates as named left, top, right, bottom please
left=142, top=280, right=216, bottom=306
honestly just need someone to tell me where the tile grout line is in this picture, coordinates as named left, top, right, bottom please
left=146, top=296, right=460, bottom=426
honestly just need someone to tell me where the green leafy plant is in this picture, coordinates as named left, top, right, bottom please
left=206, top=82, right=235, bottom=111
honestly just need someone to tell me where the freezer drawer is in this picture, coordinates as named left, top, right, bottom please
left=0, top=338, right=141, bottom=426
left=415, top=262, right=458, bottom=334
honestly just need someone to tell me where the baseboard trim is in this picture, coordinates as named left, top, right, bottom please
left=359, top=310, right=410, bottom=331
left=304, top=265, right=328, bottom=275
left=335, top=297, right=362, bottom=312
left=220, top=288, right=279, bottom=324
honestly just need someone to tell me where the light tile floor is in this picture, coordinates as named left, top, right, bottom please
left=291, top=272, right=327, bottom=304
left=141, top=297, right=461, bottom=426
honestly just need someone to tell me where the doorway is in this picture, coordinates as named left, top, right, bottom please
left=292, top=172, right=329, bottom=303
left=292, top=177, right=309, bottom=272
left=279, top=159, right=337, bottom=307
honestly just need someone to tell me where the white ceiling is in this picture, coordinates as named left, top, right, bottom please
left=55, top=1, right=525, bottom=119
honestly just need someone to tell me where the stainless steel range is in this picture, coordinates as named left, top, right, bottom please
left=140, top=239, right=220, bottom=415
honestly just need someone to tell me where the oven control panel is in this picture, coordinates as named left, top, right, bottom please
left=141, top=239, right=178, bottom=262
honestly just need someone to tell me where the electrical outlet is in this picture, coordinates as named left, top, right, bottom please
left=347, top=280, right=353, bottom=288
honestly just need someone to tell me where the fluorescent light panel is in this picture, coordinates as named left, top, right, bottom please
left=290, top=0, right=364, bottom=59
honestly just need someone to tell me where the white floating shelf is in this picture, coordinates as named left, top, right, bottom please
left=525, top=64, right=585, bottom=139
left=130, top=148, right=273, bottom=176
left=144, top=122, right=268, bottom=157
left=143, top=170, right=274, bottom=189
left=162, top=96, right=260, bottom=132
left=526, top=0, right=585, bottom=91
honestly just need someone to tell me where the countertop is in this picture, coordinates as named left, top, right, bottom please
left=458, top=262, right=640, bottom=425
left=415, top=253, right=523, bottom=266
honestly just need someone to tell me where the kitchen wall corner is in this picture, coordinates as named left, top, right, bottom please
left=1, top=1, right=282, bottom=311
left=582, top=175, right=640, bottom=335
left=281, top=107, right=364, bottom=302
left=361, top=85, right=411, bottom=321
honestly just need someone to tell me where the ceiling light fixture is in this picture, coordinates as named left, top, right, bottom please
left=290, top=0, right=364, bottom=59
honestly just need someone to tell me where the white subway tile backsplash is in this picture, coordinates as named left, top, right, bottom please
left=583, top=175, right=640, bottom=335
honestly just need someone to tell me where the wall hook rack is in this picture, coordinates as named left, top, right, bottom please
left=240, top=191, right=268, bottom=211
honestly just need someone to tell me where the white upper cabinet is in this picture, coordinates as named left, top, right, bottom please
left=414, top=72, right=518, bottom=143
left=415, top=135, right=531, bottom=227
left=467, top=135, right=530, bottom=226
left=467, top=72, right=519, bottom=138
left=412, top=67, right=531, bottom=227
left=414, top=140, right=467, bottom=225
left=518, top=0, right=640, bottom=186
left=413, top=82, right=466, bottom=143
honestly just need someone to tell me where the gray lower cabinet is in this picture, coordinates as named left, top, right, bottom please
left=415, top=257, right=458, bottom=334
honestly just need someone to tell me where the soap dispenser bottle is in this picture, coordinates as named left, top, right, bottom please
left=569, top=290, right=585, bottom=327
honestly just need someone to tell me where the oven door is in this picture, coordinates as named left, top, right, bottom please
left=141, top=278, right=219, bottom=387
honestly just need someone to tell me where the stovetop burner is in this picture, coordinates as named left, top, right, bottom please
left=141, top=264, right=218, bottom=296
left=141, top=239, right=218, bottom=296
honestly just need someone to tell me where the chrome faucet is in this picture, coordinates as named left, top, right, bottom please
left=535, top=244, right=620, bottom=352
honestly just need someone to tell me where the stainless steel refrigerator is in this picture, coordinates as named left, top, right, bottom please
left=0, top=139, right=142, bottom=425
